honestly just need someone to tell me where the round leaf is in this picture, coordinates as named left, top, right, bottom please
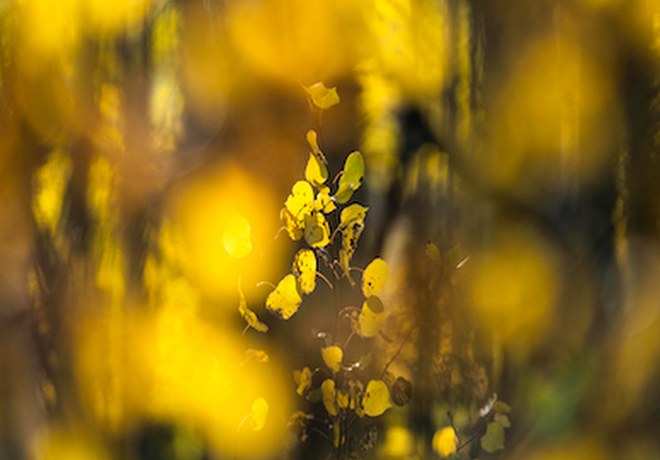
left=292, top=248, right=317, bottom=295
left=249, top=398, right=269, bottom=431
left=304, top=212, right=331, bottom=248
left=432, top=426, right=458, bottom=457
left=358, top=296, right=385, bottom=338
left=480, top=421, right=505, bottom=453
left=361, top=379, right=392, bottom=417
left=304, top=82, right=340, bottom=110
left=362, top=257, right=389, bottom=297
left=266, top=274, right=303, bottom=320
left=321, top=345, right=343, bottom=373
left=305, top=153, right=328, bottom=188
left=321, top=379, right=338, bottom=416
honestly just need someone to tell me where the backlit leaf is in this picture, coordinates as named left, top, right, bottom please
left=391, top=376, right=412, bottom=407
left=361, top=379, right=391, bottom=417
left=280, top=208, right=304, bottom=241
left=321, top=379, right=338, bottom=416
left=339, top=205, right=368, bottom=283
left=222, top=214, right=253, bottom=258
left=244, top=348, right=269, bottom=363
left=285, top=180, right=314, bottom=220
left=249, top=397, right=269, bottom=431
left=238, top=280, right=268, bottom=333
left=305, top=153, right=329, bottom=188
left=337, top=390, right=350, bottom=410
left=266, top=274, right=303, bottom=320
left=480, top=421, right=505, bottom=453
left=340, top=204, right=368, bottom=228
left=304, top=212, right=331, bottom=248
left=362, top=257, right=388, bottom=297
left=306, top=129, right=328, bottom=165
left=335, top=151, right=364, bottom=204
left=433, top=426, right=458, bottom=457
left=305, top=82, right=340, bottom=109
left=321, top=345, right=343, bottom=373
left=292, top=248, right=317, bottom=295
left=358, top=296, right=385, bottom=338
left=293, top=367, right=313, bottom=396
left=314, top=187, right=336, bottom=213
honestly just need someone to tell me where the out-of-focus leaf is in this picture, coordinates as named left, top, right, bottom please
left=360, top=379, right=391, bottom=417
left=238, top=280, right=268, bottom=333
left=358, top=296, right=385, bottom=338
left=362, top=257, right=388, bottom=297
left=281, top=208, right=304, bottom=241
left=244, top=348, right=269, bottom=363
left=292, top=248, right=316, bottom=295
left=337, top=390, right=350, bottom=410
left=266, top=274, right=303, bottom=320
left=432, top=426, right=458, bottom=457
left=495, top=413, right=511, bottom=428
left=293, top=367, right=313, bottom=396
left=321, top=345, right=343, bottom=373
left=481, top=421, right=505, bottom=453
left=391, top=376, right=412, bottom=407
left=304, top=82, right=340, bottom=109
left=222, top=214, right=253, bottom=258
left=322, top=379, right=338, bottom=416
left=248, top=397, right=269, bottom=431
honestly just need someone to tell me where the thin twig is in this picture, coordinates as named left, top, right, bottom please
left=381, top=324, right=417, bottom=378
left=316, top=271, right=334, bottom=289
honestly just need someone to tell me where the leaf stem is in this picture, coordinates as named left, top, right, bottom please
left=381, top=324, right=417, bottom=378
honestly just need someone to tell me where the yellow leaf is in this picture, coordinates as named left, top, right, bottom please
left=285, top=180, right=314, bottom=220
left=335, top=151, right=364, bottom=204
left=222, top=214, right=253, bottom=258
left=280, top=208, right=304, bottom=241
left=304, top=82, right=340, bottom=109
left=321, top=345, right=343, bottom=373
left=244, top=348, right=269, bottom=363
left=306, top=129, right=328, bottom=165
left=266, top=274, right=303, bottom=320
left=337, top=390, right=350, bottom=410
left=361, top=379, right=391, bottom=417
left=305, top=153, right=329, bottom=188
left=321, top=379, right=338, bottom=416
left=433, top=426, right=458, bottom=457
left=340, top=204, right=369, bottom=228
left=314, top=187, right=336, bottom=213
left=362, top=258, right=389, bottom=297
left=304, top=212, right=331, bottom=248
left=249, top=398, right=269, bottom=431
left=238, top=280, right=268, bottom=333
left=358, top=296, right=385, bottom=338
left=293, top=367, right=312, bottom=396
left=292, top=249, right=316, bottom=295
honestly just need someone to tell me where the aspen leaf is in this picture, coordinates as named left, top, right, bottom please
left=285, top=180, right=314, bottom=220
left=222, top=214, right=253, bottom=258
left=495, top=413, right=511, bottom=428
left=361, top=379, right=391, bottom=417
left=340, top=204, right=368, bottom=228
left=321, top=345, right=343, bottom=373
left=266, top=274, right=303, bottom=320
left=362, top=257, right=388, bottom=297
left=432, top=426, right=458, bottom=457
left=321, top=379, right=338, bottom=416
left=304, top=212, right=331, bottom=248
left=293, top=367, right=312, bottom=396
left=314, top=187, right=336, bottom=213
left=358, top=296, right=385, bottom=338
left=337, top=390, right=350, bottom=410
left=335, top=151, right=365, bottom=204
left=480, top=421, right=505, bottom=453
left=249, top=398, right=269, bottom=431
left=292, top=248, right=316, bottom=295
left=238, top=280, right=268, bottom=333
left=391, top=376, right=412, bottom=407
left=305, top=82, right=340, bottom=109
left=280, top=208, right=303, bottom=241
left=306, top=129, right=328, bottom=165
left=305, top=154, right=328, bottom=188
left=244, top=348, right=269, bottom=363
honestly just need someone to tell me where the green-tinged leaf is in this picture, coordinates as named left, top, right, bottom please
left=340, top=204, right=368, bottom=228
left=266, top=274, right=303, bottom=320
left=306, top=129, right=328, bottom=164
left=391, top=376, right=412, bottom=407
left=361, top=379, right=392, bottom=417
left=244, top=348, right=269, bottom=363
left=322, top=379, right=338, bottom=416
left=493, top=401, right=511, bottom=414
left=238, top=280, right=268, bottom=333
left=362, top=257, right=388, bottom=297
left=480, top=421, right=505, bottom=453
left=321, top=345, right=343, bottom=373
left=305, top=82, right=340, bottom=109
left=358, top=296, right=385, bottom=338
left=292, top=248, right=316, bottom=295
left=280, top=208, right=304, bottom=241
left=335, top=151, right=364, bottom=204
left=495, top=413, right=511, bottom=428
left=304, top=212, right=331, bottom=248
